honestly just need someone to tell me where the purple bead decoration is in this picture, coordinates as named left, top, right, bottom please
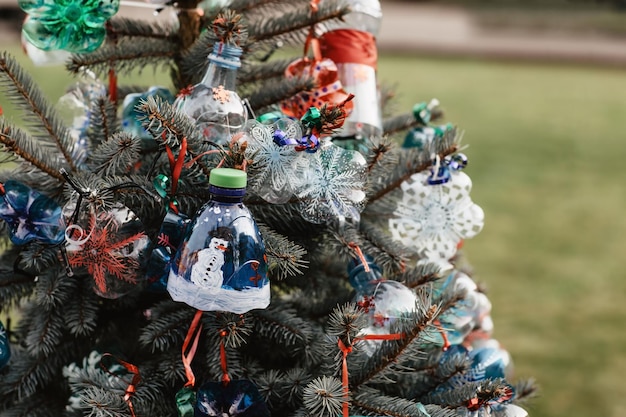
left=0, top=180, right=65, bottom=245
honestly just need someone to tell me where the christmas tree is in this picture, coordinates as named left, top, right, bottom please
left=0, top=0, right=536, bottom=416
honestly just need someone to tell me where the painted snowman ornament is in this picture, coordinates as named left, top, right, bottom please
left=190, top=236, right=229, bottom=292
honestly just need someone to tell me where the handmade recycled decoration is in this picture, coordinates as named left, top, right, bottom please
left=19, top=0, right=120, bottom=53
left=389, top=167, right=484, bottom=263
left=0, top=180, right=65, bottom=246
left=194, top=379, right=270, bottom=417
left=174, top=41, right=247, bottom=145
left=167, top=168, right=270, bottom=313
left=318, top=0, right=383, bottom=139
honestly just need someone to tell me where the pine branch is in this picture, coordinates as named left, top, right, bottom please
left=90, top=132, right=142, bottom=176
left=247, top=76, right=315, bottom=113
left=382, top=109, right=445, bottom=136
left=66, top=39, right=177, bottom=77
left=0, top=52, right=77, bottom=172
left=239, top=58, right=294, bottom=85
left=0, top=123, right=66, bottom=182
left=365, top=133, right=459, bottom=204
left=108, top=16, right=178, bottom=41
left=64, top=276, right=100, bottom=337
left=22, top=307, right=65, bottom=358
left=138, top=301, right=196, bottom=352
left=0, top=264, right=35, bottom=313
left=257, top=223, right=308, bottom=280
left=245, top=1, right=349, bottom=45
left=352, top=386, right=445, bottom=417
left=394, top=262, right=445, bottom=289
left=86, top=95, right=118, bottom=147
left=32, top=268, right=75, bottom=312
left=422, top=379, right=512, bottom=409
left=251, top=304, right=316, bottom=354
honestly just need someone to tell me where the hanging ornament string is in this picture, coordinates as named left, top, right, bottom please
left=99, top=354, right=141, bottom=417
left=105, top=21, right=118, bottom=104
left=348, top=242, right=370, bottom=273
left=161, top=137, right=188, bottom=214
left=219, top=330, right=231, bottom=385
left=182, top=310, right=204, bottom=388
left=337, top=333, right=405, bottom=417
left=433, top=319, right=451, bottom=351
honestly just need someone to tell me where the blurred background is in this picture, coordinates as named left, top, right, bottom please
left=1, top=1, right=625, bottom=417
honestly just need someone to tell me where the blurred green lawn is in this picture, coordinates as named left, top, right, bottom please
left=2, top=44, right=626, bottom=417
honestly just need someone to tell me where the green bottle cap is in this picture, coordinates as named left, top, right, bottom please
left=209, top=168, right=247, bottom=189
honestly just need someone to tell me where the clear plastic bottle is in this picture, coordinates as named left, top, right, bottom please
left=318, top=0, right=383, bottom=140
left=167, top=168, right=270, bottom=313
left=174, top=42, right=248, bottom=145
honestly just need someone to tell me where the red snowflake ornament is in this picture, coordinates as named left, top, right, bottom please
left=212, top=85, right=231, bottom=103
left=67, top=209, right=149, bottom=299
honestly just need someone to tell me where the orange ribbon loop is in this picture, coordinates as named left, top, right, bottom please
left=164, top=136, right=188, bottom=213
left=348, top=242, right=370, bottom=273
left=337, top=339, right=352, bottom=417
left=100, top=354, right=141, bottom=417
left=182, top=310, right=204, bottom=388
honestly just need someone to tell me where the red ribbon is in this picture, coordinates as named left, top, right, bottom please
left=219, top=330, right=231, bottom=385
left=108, top=67, right=118, bottom=104
left=164, top=136, right=188, bottom=213
left=100, top=354, right=141, bottom=417
left=182, top=310, right=204, bottom=388
left=433, top=319, right=451, bottom=351
left=319, top=29, right=378, bottom=69
left=348, top=242, right=370, bottom=273
left=337, top=333, right=405, bottom=417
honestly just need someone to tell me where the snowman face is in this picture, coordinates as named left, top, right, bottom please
left=209, top=237, right=229, bottom=252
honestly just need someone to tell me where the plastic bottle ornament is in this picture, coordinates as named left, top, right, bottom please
left=318, top=0, right=383, bottom=140
left=21, top=19, right=71, bottom=66
left=491, top=404, right=528, bottom=417
left=402, top=124, right=453, bottom=150
left=435, top=271, right=492, bottom=346
left=174, top=42, right=247, bottom=145
left=280, top=56, right=354, bottom=121
left=145, top=211, right=191, bottom=292
left=0, top=181, right=65, bottom=245
left=413, top=99, right=440, bottom=125
left=243, top=118, right=306, bottom=204
left=63, top=201, right=150, bottom=298
left=19, top=0, right=120, bottom=53
left=443, top=343, right=512, bottom=388
left=0, top=320, right=10, bottom=369
left=295, top=140, right=367, bottom=224
left=389, top=170, right=484, bottom=263
left=167, top=168, right=270, bottom=313
left=195, top=379, right=270, bottom=417
left=349, top=256, right=417, bottom=356
left=122, top=86, right=175, bottom=140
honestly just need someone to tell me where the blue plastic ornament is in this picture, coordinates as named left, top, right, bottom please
left=194, top=379, right=270, bottom=417
left=440, top=344, right=511, bottom=390
left=349, top=256, right=417, bottom=355
left=145, top=211, right=191, bottom=292
left=0, top=320, right=10, bottom=369
left=0, top=181, right=65, bottom=245
left=168, top=168, right=270, bottom=313
left=122, top=86, right=175, bottom=140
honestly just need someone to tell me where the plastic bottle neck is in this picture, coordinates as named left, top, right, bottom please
left=201, top=42, right=242, bottom=91
left=209, top=184, right=246, bottom=204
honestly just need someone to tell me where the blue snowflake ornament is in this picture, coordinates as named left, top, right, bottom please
left=295, top=140, right=367, bottom=224
left=243, top=119, right=306, bottom=204
left=0, top=181, right=65, bottom=245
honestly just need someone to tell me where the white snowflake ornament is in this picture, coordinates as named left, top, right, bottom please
left=389, top=170, right=484, bottom=262
left=244, top=119, right=306, bottom=204
left=295, top=140, right=367, bottom=224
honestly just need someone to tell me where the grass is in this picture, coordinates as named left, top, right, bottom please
left=2, top=44, right=626, bottom=417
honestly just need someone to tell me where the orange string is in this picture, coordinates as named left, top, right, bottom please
left=347, top=242, right=370, bottom=273
left=337, top=333, right=405, bottom=417
left=100, top=354, right=141, bottom=417
left=164, top=137, right=188, bottom=213
left=182, top=310, right=204, bottom=388
left=433, top=320, right=450, bottom=351
left=219, top=330, right=231, bottom=385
